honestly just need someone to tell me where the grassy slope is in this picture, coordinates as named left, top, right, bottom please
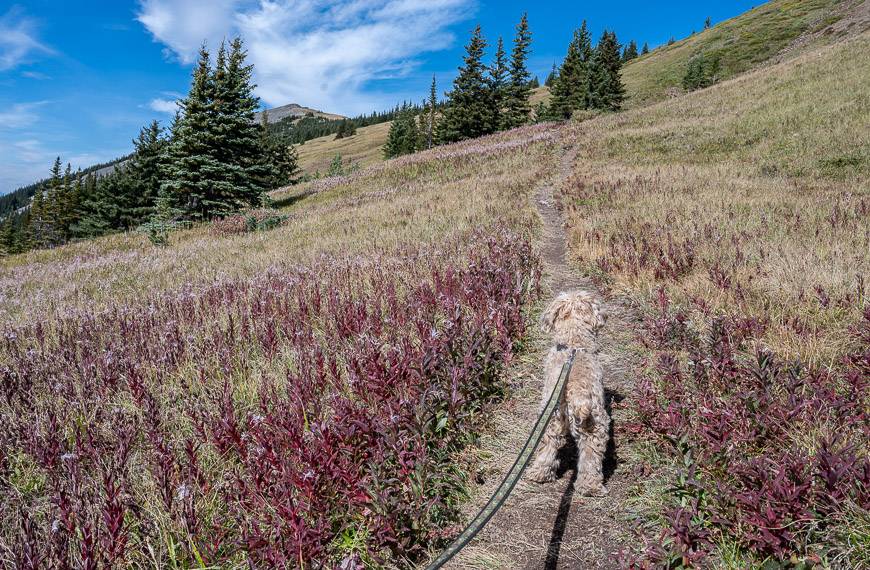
left=621, top=0, right=847, bottom=107
left=296, top=121, right=392, bottom=175
left=291, top=0, right=849, bottom=177
left=0, top=125, right=557, bottom=325
left=560, top=30, right=869, bottom=565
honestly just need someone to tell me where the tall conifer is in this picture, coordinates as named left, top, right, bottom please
left=439, top=25, right=495, bottom=143
left=549, top=21, right=592, bottom=119
left=503, top=13, right=533, bottom=129
left=489, top=37, right=509, bottom=130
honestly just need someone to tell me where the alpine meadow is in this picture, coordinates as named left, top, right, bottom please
left=0, top=1, right=868, bottom=569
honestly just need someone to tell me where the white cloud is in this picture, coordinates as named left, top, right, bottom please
left=149, top=98, right=179, bottom=114
left=0, top=101, right=47, bottom=129
left=136, top=0, right=473, bottom=115
left=0, top=7, right=52, bottom=71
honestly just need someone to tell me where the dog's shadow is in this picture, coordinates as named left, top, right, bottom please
left=543, top=388, right=623, bottom=570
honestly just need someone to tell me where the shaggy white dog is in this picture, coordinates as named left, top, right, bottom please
left=527, top=290, right=610, bottom=496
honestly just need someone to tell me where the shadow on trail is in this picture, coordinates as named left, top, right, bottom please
left=543, top=388, right=624, bottom=569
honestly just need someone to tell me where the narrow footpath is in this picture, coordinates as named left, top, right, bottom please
left=447, top=136, right=640, bottom=569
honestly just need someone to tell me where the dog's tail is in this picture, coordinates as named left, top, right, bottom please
left=567, top=397, right=594, bottom=431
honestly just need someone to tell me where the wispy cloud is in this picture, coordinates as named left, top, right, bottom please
left=136, top=0, right=473, bottom=114
left=149, top=98, right=179, bottom=114
left=0, top=7, right=53, bottom=71
left=0, top=101, right=47, bottom=129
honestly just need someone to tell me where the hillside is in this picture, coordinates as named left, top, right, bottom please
left=296, top=121, right=392, bottom=175
left=621, top=0, right=867, bottom=106
left=1, top=1, right=867, bottom=568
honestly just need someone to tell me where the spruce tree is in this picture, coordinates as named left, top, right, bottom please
left=28, top=187, right=46, bottom=248
left=214, top=38, right=268, bottom=209
left=642, top=42, right=650, bottom=55
left=0, top=217, right=18, bottom=256
left=545, top=62, right=558, bottom=87
left=161, top=45, right=223, bottom=219
left=549, top=21, right=592, bottom=119
left=622, top=40, right=638, bottom=62
left=503, top=13, right=533, bottom=129
left=589, top=30, right=626, bottom=111
left=489, top=36, right=509, bottom=130
left=426, top=75, right=438, bottom=149
left=384, top=106, right=420, bottom=158
left=125, top=120, right=165, bottom=226
left=258, top=111, right=300, bottom=188
left=438, top=25, right=496, bottom=143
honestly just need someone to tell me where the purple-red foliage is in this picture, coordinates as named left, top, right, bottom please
left=0, top=226, right=540, bottom=567
left=627, top=294, right=869, bottom=567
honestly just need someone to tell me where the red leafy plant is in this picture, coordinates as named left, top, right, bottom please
left=625, top=292, right=869, bottom=567
left=0, top=226, right=540, bottom=568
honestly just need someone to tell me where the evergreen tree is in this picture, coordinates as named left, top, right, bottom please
left=589, top=30, right=626, bottom=111
left=258, top=111, right=300, bottom=188
left=622, top=40, right=639, bottom=62
left=383, top=106, right=420, bottom=158
left=214, top=37, right=269, bottom=209
left=534, top=101, right=549, bottom=122
left=705, top=16, right=712, bottom=29
left=28, top=187, right=47, bottom=248
left=124, top=120, right=166, bottom=226
left=0, top=217, right=18, bottom=256
left=426, top=74, right=438, bottom=149
left=641, top=42, right=650, bottom=55
left=529, top=76, right=540, bottom=88
left=438, top=25, right=496, bottom=143
left=545, top=62, right=558, bottom=87
left=503, top=13, right=533, bottom=129
left=549, top=21, right=592, bottom=119
left=161, top=44, right=223, bottom=219
left=489, top=36, right=509, bottom=130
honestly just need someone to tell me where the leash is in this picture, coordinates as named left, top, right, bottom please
left=424, top=348, right=577, bottom=570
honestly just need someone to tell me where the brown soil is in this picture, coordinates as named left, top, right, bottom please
left=442, top=136, right=641, bottom=569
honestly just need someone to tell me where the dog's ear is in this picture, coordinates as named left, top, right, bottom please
left=540, top=294, right=568, bottom=334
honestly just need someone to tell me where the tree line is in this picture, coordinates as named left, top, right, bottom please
left=384, top=16, right=632, bottom=159
left=1, top=38, right=298, bottom=256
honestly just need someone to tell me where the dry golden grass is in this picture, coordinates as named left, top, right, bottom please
left=620, top=0, right=845, bottom=108
left=560, top=31, right=869, bottom=364
left=296, top=121, right=392, bottom=175
left=0, top=125, right=559, bottom=326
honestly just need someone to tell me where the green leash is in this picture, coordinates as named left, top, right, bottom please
left=424, top=348, right=576, bottom=569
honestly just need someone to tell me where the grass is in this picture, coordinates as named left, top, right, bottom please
left=0, top=123, right=562, bottom=567
left=563, top=31, right=869, bottom=364
left=620, top=0, right=847, bottom=107
left=560, top=30, right=869, bottom=567
left=0, top=125, right=559, bottom=326
left=296, top=121, right=392, bottom=176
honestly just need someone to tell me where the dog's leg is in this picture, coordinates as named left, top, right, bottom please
left=528, top=404, right=568, bottom=483
left=570, top=404, right=610, bottom=496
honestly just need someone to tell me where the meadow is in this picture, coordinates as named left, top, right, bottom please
left=0, top=125, right=560, bottom=567
left=559, top=32, right=869, bottom=566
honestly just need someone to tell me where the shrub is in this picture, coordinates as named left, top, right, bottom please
left=625, top=292, right=869, bottom=567
left=0, top=226, right=540, bottom=567
left=210, top=208, right=288, bottom=236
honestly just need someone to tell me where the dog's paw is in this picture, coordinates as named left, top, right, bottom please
left=579, top=483, right=608, bottom=497
left=527, top=466, right=556, bottom=483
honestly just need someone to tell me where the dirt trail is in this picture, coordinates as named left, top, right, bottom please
left=445, top=136, right=639, bottom=569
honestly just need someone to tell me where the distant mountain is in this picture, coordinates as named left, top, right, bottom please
left=256, top=103, right=345, bottom=124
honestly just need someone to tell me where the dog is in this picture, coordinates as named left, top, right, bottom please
left=527, top=290, right=610, bottom=496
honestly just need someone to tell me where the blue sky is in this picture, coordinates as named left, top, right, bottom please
left=0, top=0, right=759, bottom=194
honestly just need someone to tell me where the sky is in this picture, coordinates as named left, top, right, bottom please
left=0, top=0, right=760, bottom=195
